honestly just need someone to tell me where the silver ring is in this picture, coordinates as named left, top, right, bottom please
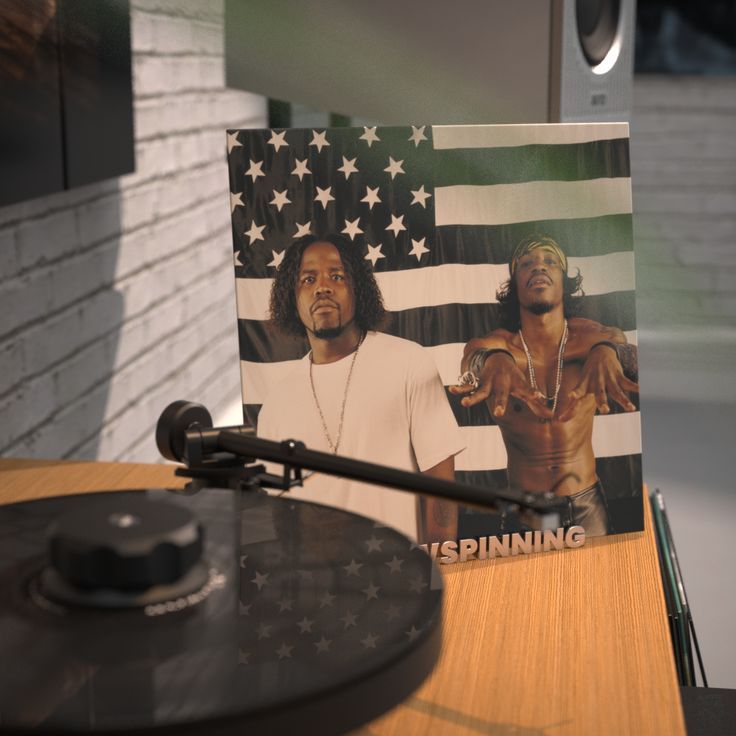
left=458, top=371, right=479, bottom=391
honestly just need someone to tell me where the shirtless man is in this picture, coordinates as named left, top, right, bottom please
left=449, top=235, right=638, bottom=536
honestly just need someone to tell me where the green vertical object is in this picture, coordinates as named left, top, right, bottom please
left=329, top=113, right=351, bottom=127
left=268, top=100, right=291, bottom=128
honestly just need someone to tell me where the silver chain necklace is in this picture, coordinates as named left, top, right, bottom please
left=308, top=334, right=364, bottom=454
left=519, top=319, right=568, bottom=416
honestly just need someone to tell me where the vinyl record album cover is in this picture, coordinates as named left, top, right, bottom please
left=226, top=123, right=643, bottom=547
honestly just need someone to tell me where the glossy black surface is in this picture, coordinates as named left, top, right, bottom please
left=0, top=2, right=65, bottom=205
left=0, top=0, right=134, bottom=208
left=0, top=489, right=442, bottom=734
left=58, top=0, right=135, bottom=188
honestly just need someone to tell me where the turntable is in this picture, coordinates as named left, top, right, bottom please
left=0, top=401, right=564, bottom=735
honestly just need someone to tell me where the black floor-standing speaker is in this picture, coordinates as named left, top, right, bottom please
left=225, top=0, right=635, bottom=123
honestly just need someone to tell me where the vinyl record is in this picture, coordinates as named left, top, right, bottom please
left=0, top=488, right=442, bottom=735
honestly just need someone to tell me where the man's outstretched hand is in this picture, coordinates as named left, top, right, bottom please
left=449, top=353, right=553, bottom=420
left=558, top=343, right=638, bottom=421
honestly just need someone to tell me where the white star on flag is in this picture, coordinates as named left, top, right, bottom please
left=409, top=575, right=429, bottom=593
left=338, top=156, right=359, bottom=179
left=234, top=249, right=243, bottom=267
left=230, top=191, right=244, bottom=213
left=267, top=129, right=288, bottom=152
left=359, top=126, right=380, bottom=147
left=269, top=188, right=291, bottom=212
left=315, top=637, right=332, bottom=653
left=365, top=536, right=383, bottom=552
left=267, top=250, right=285, bottom=268
left=361, top=186, right=381, bottom=210
left=408, top=125, right=428, bottom=147
left=385, top=214, right=406, bottom=236
left=245, top=221, right=266, bottom=245
left=227, top=131, right=241, bottom=153
left=293, top=221, right=312, bottom=238
left=276, top=642, right=294, bottom=659
left=297, top=617, right=314, bottom=633
left=256, top=623, right=272, bottom=640
left=384, top=156, right=405, bottom=179
left=364, top=243, right=385, bottom=267
left=309, top=129, right=330, bottom=152
left=341, top=610, right=358, bottom=629
left=277, top=597, right=293, bottom=612
left=343, top=559, right=363, bottom=576
left=319, top=591, right=336, bottom=608
left=410, top=185, right=432, bottom=208
left=385, top=556, right=404, bottom=573
left=251, top=570, right=269, bottom=589
left=406, top=626, right=421, bottom=642
left=362, top=582, right=380, bottom=600
left=291, top=158, right=311, bottom=180
left=245, top=159, right=265, bottom=182
left=361, top=633, right=379, bottom=649
left=315, top=186, right=335, bottom=209
left=409, top=237, right=430, bottom=261
left=342, top=217, right=363, bottom=240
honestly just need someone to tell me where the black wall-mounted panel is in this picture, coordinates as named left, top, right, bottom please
left=0, top=0, right=134, bottom=208
left=58, top=0, right=135, bottom=189
left=0, top=1, right=66, bottom=206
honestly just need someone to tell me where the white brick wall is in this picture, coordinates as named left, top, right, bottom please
left=0, top=0, right=266, bottom=462
left=631, top=75, right=736, bottom=402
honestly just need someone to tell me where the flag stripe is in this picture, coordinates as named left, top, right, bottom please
left=237, top=293, right=637, bottom=361
left=235, top=252, right=635, bottom=321
left=432, top=123, right=630, bottom=149
left=431, top=139, right=630, bottom=185
left=434, top=178, right=633, bottom=227
left=238, top=327, right=637, bottom=375
left=233, top=214, right=635, bottom=279
left=432, top=214, right=633, bottom=263
left=385, top=294, right=636, bottom=346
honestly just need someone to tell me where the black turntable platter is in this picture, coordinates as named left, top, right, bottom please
left=0, top=489, right=442, bottom=735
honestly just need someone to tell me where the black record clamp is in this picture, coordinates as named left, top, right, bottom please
left=41, top=496, right=209, bottom=608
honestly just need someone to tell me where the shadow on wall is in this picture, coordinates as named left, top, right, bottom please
left=0, top=180, right=124, bottom=462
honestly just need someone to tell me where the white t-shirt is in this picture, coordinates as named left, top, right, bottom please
left=257, top=331, right=465, bottom=538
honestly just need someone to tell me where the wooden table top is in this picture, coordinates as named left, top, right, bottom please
left=0, top=458, right=686, bottom=735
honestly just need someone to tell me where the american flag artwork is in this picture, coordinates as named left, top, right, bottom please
left=226, top=123, right=643, bottom=534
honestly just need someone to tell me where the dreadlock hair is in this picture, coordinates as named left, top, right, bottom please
left=269, top=233, right=389, bottom=337
left=497, top=238, right=584, bottom=332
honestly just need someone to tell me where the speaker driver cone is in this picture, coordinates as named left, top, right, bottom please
left=576, top=0, right=621, bottom=68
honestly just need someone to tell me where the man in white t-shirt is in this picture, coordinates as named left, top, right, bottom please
left=257, top=233, right=465, bottom=541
